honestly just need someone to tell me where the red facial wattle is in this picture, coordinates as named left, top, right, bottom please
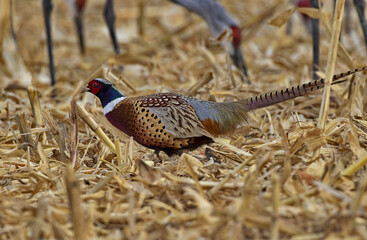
left=89, top=80, right=102, bottom=95
left=231, top=25, right=241, bottom=49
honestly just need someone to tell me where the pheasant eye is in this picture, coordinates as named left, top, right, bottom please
left=92, top=82, right=98, bottom=88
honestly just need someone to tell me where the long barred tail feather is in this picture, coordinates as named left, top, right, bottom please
left=245, top=67, right=366, bottom=110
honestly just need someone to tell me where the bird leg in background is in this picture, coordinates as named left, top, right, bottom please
left=311, top=0, right=319, bottom=80
left=74, top=0, right=87, bottom=54
left=295, top=0, right=319, bottom=80
left=345, top=0, right=352, bottom=34
left=74, top=15, right=85, bottom=54
left=104, top=0, right=120, bottom=54
left=353, top=0, right=367, bottom=50
left=42, top=0, right=56, bottom=86
left=10, top=0, right=17, bottom=43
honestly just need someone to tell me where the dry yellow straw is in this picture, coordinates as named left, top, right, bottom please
left=209, top=153, right=254, bottom=195
left=319, top=11, right=353, bottom=68
left=200, top=46, right=225, bottom=77
left=137, top=0, right=145, bottom=37
left=72, top=65, right=103, bottom=99
left=280, top=188, right=318, bottom=205
left=342, top=154, right=367, bottom=176
left=106, top=69, right=137, bottom=93
left=271, top=174, right=280, bottom=240
left=27, top=87, right=43, bottom=125
left=114, top=138, right=123, bottom=170
left=317, top=0, right=345, bottom=130
left=70, top=100, right=79, bottom=168
left=296, top=5, right=354, bottom=67
left=344, top=172, right=367, bottom=233
left=182, top=154, right=206, bottom=200
left=187, top=72, right=213, bottom=95
left=65, top=164, right=87, bottom=240
left=27, top=87, right=51, bottom=173
left=0, top=0, right=11, bottom=56
left=37, top=140, right=50, bottom=173
left=77, top=104, right=116, bottom=153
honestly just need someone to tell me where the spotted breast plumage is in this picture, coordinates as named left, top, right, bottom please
left=86, top=67, right=365, bottom=153
left=104, top=93, right=215, bottom=150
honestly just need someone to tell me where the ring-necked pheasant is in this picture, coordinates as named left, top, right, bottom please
left=86, top=67, right=365, bottom=154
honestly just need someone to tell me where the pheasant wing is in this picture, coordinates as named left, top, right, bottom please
left=140, top=93, right=213, bottom=139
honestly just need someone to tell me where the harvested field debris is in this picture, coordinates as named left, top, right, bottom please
left=1, top=0, right=367, bottom=239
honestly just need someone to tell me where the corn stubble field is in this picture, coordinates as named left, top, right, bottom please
left=1, top=0, right=367, bottom=239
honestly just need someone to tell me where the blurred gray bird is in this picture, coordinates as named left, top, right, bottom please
left=65, top=0, right=120, bottom=54
left=65, top=0, right=87, bottom=54
left=170, top=0, right=250, bottom=83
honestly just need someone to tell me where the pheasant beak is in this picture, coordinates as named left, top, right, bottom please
left=81, top=86, right=90, bottom=93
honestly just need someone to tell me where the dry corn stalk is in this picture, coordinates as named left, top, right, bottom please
left=317, top=0, right=345, bottom=130
left=65, top=164, right=87, bottom=240
left=77, top=104, right=116, bottom=153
